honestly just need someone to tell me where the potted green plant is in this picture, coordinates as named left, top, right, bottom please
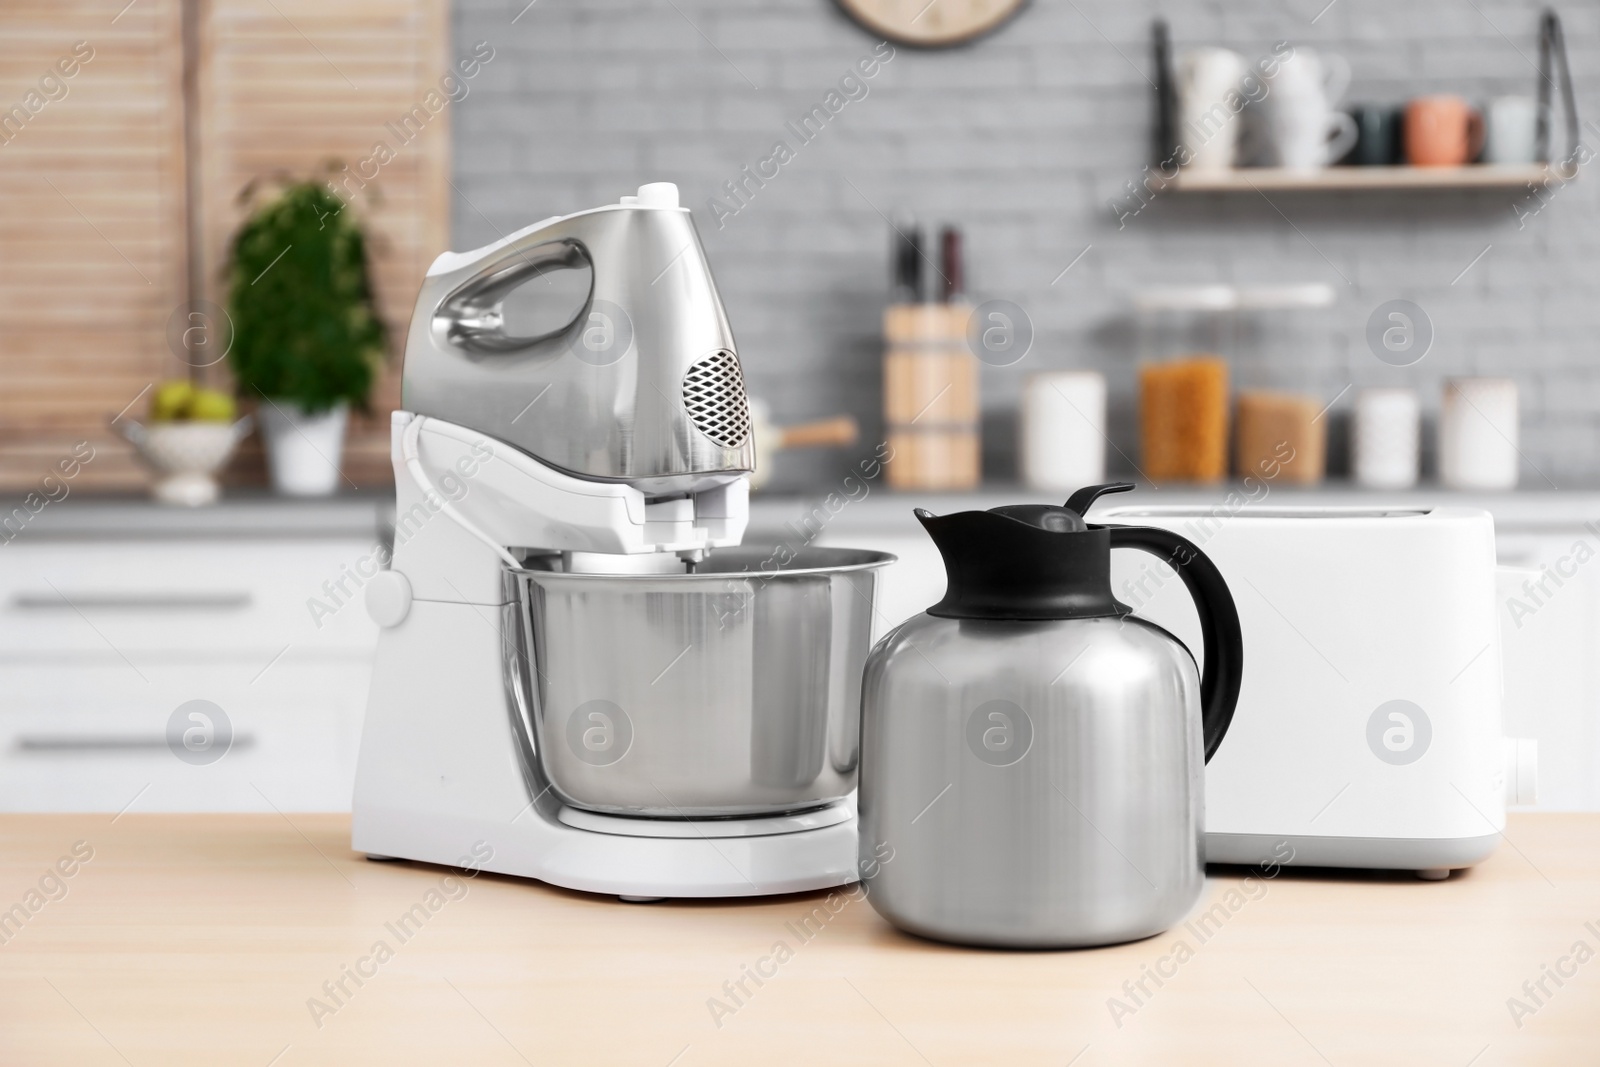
left=227, top=177, right=385, bottom=496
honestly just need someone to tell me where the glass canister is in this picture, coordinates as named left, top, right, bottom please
left=1132, top=284, right=1336, bottom=485
left=1133, top=286, right=1236, bottom=484
left=1228, top=284, right=1336, bottom=485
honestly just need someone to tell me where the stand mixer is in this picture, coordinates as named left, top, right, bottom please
left=351, top=183, right=892, bottom=898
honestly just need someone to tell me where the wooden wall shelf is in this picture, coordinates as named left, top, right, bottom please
left=1171, top=164, right=1562, bottom=192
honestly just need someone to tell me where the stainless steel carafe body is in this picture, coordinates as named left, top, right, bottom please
left=857, top=484, right=1243, bottom=948
left=859, top=614, right=1204, bottom=948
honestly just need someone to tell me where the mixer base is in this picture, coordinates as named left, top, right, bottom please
left=354, top=801, right=863, bottom=899
left=351, top=561, right=867, bottom=900
left=555, top=801, right=854, bottom=839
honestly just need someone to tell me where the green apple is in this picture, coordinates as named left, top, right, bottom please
left=188, top=388, right=237, bottom=423
left=151, top=379, right=196, bottom=421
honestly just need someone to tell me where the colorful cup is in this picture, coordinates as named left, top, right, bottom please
left=1405, top=95, right=1485, bottom=166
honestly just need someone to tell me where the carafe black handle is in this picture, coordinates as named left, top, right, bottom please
left=1106, top=525, right=1243, bottom=763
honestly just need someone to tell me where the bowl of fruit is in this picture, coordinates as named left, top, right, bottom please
left=116, top=381, right=252, bottom=506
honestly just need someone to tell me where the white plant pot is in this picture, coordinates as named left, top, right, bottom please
left=259, top=400, right=348, bottom=497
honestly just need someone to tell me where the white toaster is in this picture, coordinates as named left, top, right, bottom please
left=1098, top=504, right=1538, bottom=878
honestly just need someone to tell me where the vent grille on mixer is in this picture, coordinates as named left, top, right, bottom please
left=681, top=350, right=751, bottom=448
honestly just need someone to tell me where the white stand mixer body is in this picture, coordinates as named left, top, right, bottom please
left=353, top=184, right=871, bottom=897
left=351, top=413, right=862, bottom=897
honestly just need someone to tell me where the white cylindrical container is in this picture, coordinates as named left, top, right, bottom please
left=1021, top=371, right=1106, bottom=491
left=1439, top=378, right=1518, bottom=490
left=1353, top=388, right=1420, bottom=489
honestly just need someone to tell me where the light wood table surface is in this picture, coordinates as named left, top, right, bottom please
left=0, top=813, right=1596, bottom=1065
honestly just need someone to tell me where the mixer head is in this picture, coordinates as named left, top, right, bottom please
left=401, top=183, right=754, bottom=496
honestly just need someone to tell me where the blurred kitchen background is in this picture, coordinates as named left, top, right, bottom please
left=3, top=0, right=1600, bottom=814
left=6, top=1, right=1598, bottom=493
left=448, top=0, right=1598, bottom=491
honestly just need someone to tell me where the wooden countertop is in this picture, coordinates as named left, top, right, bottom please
left=1, top=814, right=1596, bottom=1065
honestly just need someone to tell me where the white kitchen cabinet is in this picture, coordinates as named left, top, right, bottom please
left=0, top=499, right=386, bottom=812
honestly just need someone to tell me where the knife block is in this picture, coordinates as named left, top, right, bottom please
left=883, top=304, right=979, bottom=490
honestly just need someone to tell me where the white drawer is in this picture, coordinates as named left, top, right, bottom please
left=0, top=538, right=382, bottom=657
left=0, top=660, right=371, bottom=812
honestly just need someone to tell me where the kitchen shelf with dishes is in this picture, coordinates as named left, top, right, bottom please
left=1151, top=11, right=1579, bottom=196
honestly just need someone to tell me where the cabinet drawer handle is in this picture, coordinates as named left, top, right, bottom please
left=10, top=592, right=253, bottom=612
left=14, top=734, right=256, bottom=753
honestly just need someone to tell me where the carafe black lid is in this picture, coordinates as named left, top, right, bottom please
left=917, top=483, right=1136, bottom=621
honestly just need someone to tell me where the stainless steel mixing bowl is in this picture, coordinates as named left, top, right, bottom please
left=509, top=546, right=894, bottom=818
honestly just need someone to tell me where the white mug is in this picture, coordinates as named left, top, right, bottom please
left=1483, top=95, right=1544, bottom=164
left=1176, top=47, right=1246, bottom=173
left=1263, top=47, right=1357, bottom=169
left=1270, top=47, right=1350, bottom=104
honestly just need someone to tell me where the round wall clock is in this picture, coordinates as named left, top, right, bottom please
left=836, top=0, right=1028, bottom=48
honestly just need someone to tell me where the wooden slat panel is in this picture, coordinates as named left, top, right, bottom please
left=0, top=0, right=447, bottom=492
left=0, top=1, right=185, bottom=491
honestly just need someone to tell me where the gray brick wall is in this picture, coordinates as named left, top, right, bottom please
left=452, top=0, right=1600, bottom=490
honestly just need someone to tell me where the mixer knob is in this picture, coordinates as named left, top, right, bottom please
left=365, top=570, right=413, bottom=628
left=635, top=182, right=680, bottom=209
